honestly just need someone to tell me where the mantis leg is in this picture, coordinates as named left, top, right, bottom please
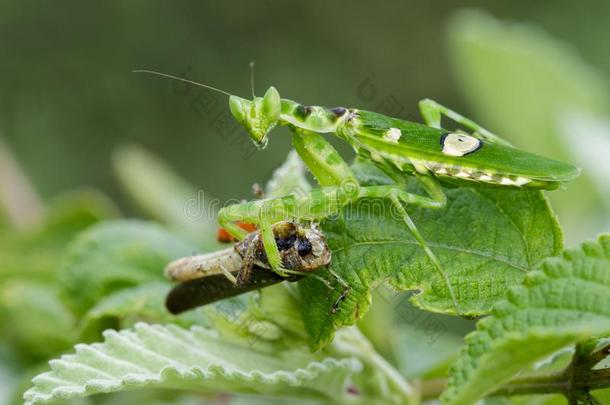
left=219, top=128, right=358, bottom=302
left=388, top=177, right=460, bottom=314
left=219, top=128, right=460, bottom=313
left=258, top=220, right=289, bottom=276
left=290, top=127, right=358, bottom=187
left=218, top=189, right=355, bottom=286
left=418, top=98, right=512, bottom=147
left=219, top=181, right=461, bottom=312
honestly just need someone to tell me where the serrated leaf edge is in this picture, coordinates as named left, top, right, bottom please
left=24, top=323, right=362, bottom=404
left=442, top=235, right=610, bottom=404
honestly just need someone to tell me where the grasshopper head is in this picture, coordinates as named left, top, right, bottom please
left=229, top=86, right=281, bottom=149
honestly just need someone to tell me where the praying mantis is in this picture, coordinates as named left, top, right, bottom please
left=135, top=69, right=580, bottom=315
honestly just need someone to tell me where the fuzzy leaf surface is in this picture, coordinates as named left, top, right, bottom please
left=442, top=235, right=610, bottom=404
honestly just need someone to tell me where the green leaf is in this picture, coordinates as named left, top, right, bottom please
left=442, top=235, right=610, bottom=404
left=79, top=282, right=212, bottom=341
left=264, top=150, right=312, bottom=198
left=0, top=282, right=76, bottom=363
left=446, top=9, right=609, bottom=243
left=394, top=322, right=463, bottom=380
left=447, top=10, right=609, bottom=154
left=0, top=355, right=16, bottom=405
left=29, top=252, right=413, bottom=404
left=23, top=323, right=362, bottom=405
left=59, top=220, right=197, bottom=316
left=0, top=190, right=117, bottom=282
left=559, top=113, right=610, bottom=215
left=40, top=191, right=120, bottom=241
left=301, top=160, right=562, bottom=349
left=112, top=144, right=219, bottom=247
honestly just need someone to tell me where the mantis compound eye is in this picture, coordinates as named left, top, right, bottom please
left=440, top=133, right=482, bottom=157
left=228, top=86, right=280, bottom=149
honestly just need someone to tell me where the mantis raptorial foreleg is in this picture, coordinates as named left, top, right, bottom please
left=418, top=98, right=512, bottom=147
left=218, top=128, right=461, bottom=313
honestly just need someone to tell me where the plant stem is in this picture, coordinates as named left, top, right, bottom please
left=492, top=372, right=569, bottom=396
left=420, top=346, right=610, bottom=401
left=492, top=369, right=610, bottom=397
left=332, top=326, right=418, bottom=404
left=583, top=342, right=610, bottom=370
left=421, top=369, right=610, bottom=400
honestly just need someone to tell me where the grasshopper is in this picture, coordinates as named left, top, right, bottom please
left=136, top=69, right=580, bottom=315
left=165, top=221, right=333, bottom=314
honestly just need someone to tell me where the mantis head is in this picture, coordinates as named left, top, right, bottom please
left=229, top=86, right=281, bottom=148
left=132, top=69, right=281, bottom=149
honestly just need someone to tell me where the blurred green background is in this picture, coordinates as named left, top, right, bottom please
left=1, top=0, right=609, bottom=244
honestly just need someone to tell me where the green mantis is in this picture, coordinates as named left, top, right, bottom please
left=135, top=69, right=580, bottom=315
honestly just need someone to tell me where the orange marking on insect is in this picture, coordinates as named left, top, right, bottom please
left=217, top=221, right=257, bottom=243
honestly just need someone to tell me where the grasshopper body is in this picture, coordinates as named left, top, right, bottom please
left=165, top=221, right=331, bottom=314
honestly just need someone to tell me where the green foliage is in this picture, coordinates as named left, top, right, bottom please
left=0, top=191, right=116, bottom=366
left=59, top=220, right=197, bottom=316
left=0, top=190, right=119, bottom=401
left=78, top=282, right=211, bottom=341
left=23, top=323, right=362, bottom=405
left=0, top=191, right=117, bottom=282
left=447, top=10, right=609, bottom=154
left=443, top=235, right=610, bottom=404
left=23, top=144, right=609, bottom=404
left=264, top=150, right=312, bottom=198
left=3, top=12, right=610, bottom=404
left=0, top=282, right=76, bottom=363
left=112, top=144, right=219, bottom=247
left=301, top=160, right=562, bottom=349
left=393, top=321, right=463, bottom=380
left=447, top=10, right=610, bottom=242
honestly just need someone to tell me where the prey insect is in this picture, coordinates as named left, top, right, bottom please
left=165, top=221, right=342, bottom=314
left=137, top=68, right=580, bottom=315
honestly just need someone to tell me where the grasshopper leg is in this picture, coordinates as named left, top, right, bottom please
left=219, top=263, right=238, bottom=285
left=235, top=234, right=256, bottom=285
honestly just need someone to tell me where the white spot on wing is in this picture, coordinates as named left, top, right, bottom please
left=384, top=127, right=402, bottom=143
left=436, top=168, right=448, bottom=175
left=514, top=176, right=531, bottom=186
left=370, top=151, right=383, bottom=162
left=500, top=177, right=514, bottom=185
left=478, top=174, right=492, bottom=181
left=442, top=133, right=481, bottom=157
left=412, top=161, right=428, bottom=174
left=455, top=170, right=471, bottom=178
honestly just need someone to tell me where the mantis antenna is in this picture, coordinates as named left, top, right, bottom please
left=132, top=69, right=234, bottom=97
left=249, top=61, right=256, bottom=98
